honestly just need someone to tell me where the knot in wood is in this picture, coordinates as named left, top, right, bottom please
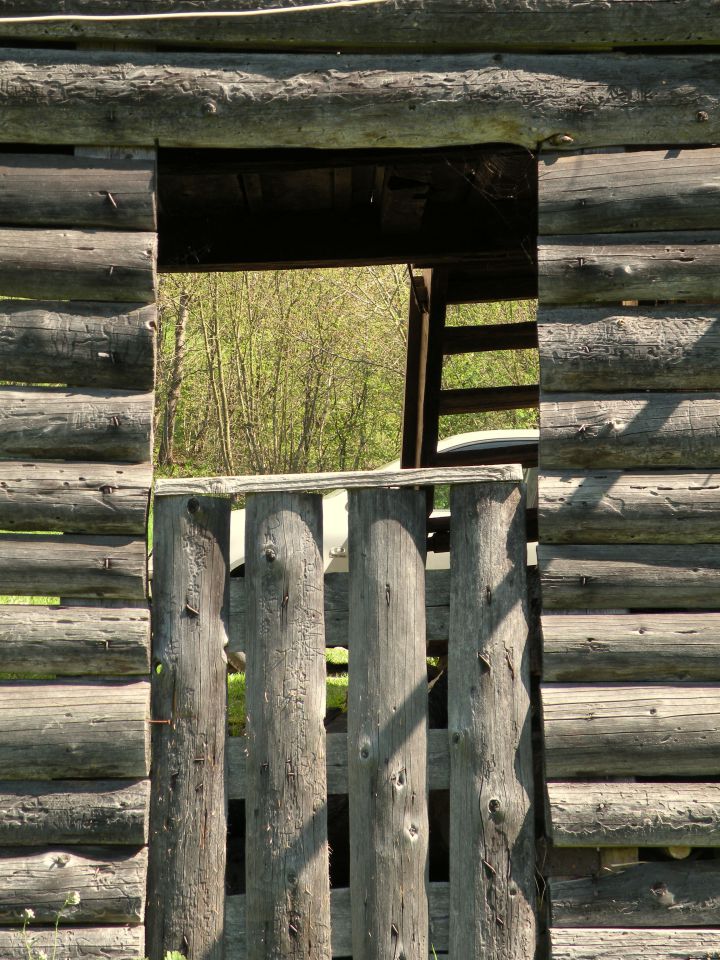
left=697, top=110, right=710, bottom=122
left=263, top=542, right=276, bottom=562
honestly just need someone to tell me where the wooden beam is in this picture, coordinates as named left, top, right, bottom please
left=0, top=926, right=144, bottom=960
left=401, top=274, right=429, bottom=470
left=550, top=929, right=720, bottom=960
left=442, top=321, right=537, bottom=355
left=438, top=383, right=539, bottom=415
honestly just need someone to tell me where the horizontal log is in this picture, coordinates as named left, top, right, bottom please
left=0, top=604, right=150, bottom=675
left=548, top=782, right=720, bottom=848
left=2, top=51, right=720, bottom=150
left=543, top=683, right=720, bottom=776
left=538, top=233, right=720, bottom=305
left=437, top=383, right=539, bottom=415
left=0, top=154, right=155, bottom=230
left=0, top=535, right=147, bottom=599
left=0, top=387, right=153, bottom=463
left=550, top=929, right=720, bottom=960
left=538, top=470, right=720, bottom=544
left=551, top=860, right=720, bottom=927
left=0, top=846, right=146, bottom=924
left=539, top=148, right=720, bottom=235
left=441, top=321, right=538, bottom=355
left=0, top=461, right=151, bottom=535
left=538, top=544, right=720, bottom=610
left=0, top=300, right=156, bottom=389
left=543, top=613, right=720, bottom=682
left=540, top=394, right=720, bottom=469
left=0, top=679, right=149, bottom=779
left=0, top=780, right=149, bottom=845
left=0, top=926, right=144, bottom=959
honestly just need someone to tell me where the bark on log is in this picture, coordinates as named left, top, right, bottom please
left=0, top=300, right=156, bottom=390
left=3, top=50, right=720, bottom=150
left=0, top=387, right=153, bottom=463
left=0, top=780, right=149, bottom=846
left=537, top=306, right=720, bottom=392
left=550, top=928, right=720, bottom=960
left=547, top=782, right=720, bottom=848
left=0, top=926, right=144, bottom=960
left=543, top=683, right=720, bottom=777
left=542, top=612, right=720, bottom=682
left=0, top=603, right=150, bottom=675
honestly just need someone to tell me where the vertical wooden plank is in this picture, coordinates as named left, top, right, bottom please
left=244, top=492, right=331, bottom=960
left=348, top=487, right=429, bottom=960
left=147, top=494, right=230, bottom=960
left=448, top=481, right=536, bottom=960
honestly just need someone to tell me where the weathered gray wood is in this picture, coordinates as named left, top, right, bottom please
left=550, top=929, right=720, bottom=960
left=0, top=461, right=151, bottom=535
left=543, top=683, right=720, bottom=777
left=538, top=544, right=720, bottom=610
left=147, top=495, right=230, bottom=960
left=538, top=306, right=720, bottom=392
left=0, top=534, right=146, bottom=599
left=539, top=233, right=720, bottom=305
left=543, top=612, right=720, bottom=682
left=0, top=926, right=144, bottom=960
left=0, top=300, right=156, bottom=389
left=0, top=679, right=149, bottom=779
left=551, top=860, right=720, bottom=927
left=4, top=51, right=720, bottom=150
left=244, top=493, right=331, bottom=960
left=448, top=482, right=534, bottom=960
left=0, top=154, right=155, bottom=229
left=540, top=394, right=720, bottom=469
left=539, top=149, right=720, bottom=235
left=0, top=846, right=146, bottom=923
left=348, top=488, right=429, bottom=960
left=548, top=782, right=720, bottom=848
left=0, top=388, right=152, bottom=463
left=0, top=603, right=149, bottom=675
left=0, top=779, right=149, bottom=845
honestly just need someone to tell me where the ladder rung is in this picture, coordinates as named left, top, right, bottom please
left=442, top=322, right=537, bottom=355
left=438, top=384, right=539, bottom=416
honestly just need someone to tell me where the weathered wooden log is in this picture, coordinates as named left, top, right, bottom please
left=147, top=495, right=229, bottom=960
left=547, top=782, right=720, bottom=848
left=538, top=544, right=720, bottom=610
left=543, top=683, right=720, bottom=777
left=0, top=679, right=149, bottom=779
left=539, top=233, right=720, bottom=305
left=538, top=470, right=720, bottom=544
left=550, top=928, right=720, bottom=960
left=0, top=926, right=144, bottom=960
left=537, top=306, right=720, bottom=392
left=0, top=534, right=146, bottom=599
left=0, top=387, right=152, bottom=463
left=543, top=613, right=720, bottom=682
left=348, top=488, right=429, bottom=960
left=0, top=603, right=149, bottom=675
left=448, top=482, right=534, bottom=959
left=551, top=859, right=720, bottom=927
left=540, top=394, right=720, bottom=469
left=0, top=300, right=156, bottom=389
left=0, top=461, right=151, bottom=535
left=539, top=148, right=720, bottom=235
left=0, top=780, right=149, bottom=846
left=244, top=493, right=331, bottom=960
left=3, top=51, right=720, bottom=150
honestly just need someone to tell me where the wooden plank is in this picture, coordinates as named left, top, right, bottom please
left=0, top=603, right=150, bottom=675
left=146, top=495, right=230, bottom=960
left=0, top=535, right=146, bottom=599
left=0, top=154, right=155, bottom=230
left=540, top=394, right=720, bottom=469
left=0, top=846, right=146, bottom=924
left=244, top=493, right=331, bottom=960
left=4, top=51, right=720, bottom=150
left=551, top=859, right=720, bottom=927
left=538, top=233, right=720, bottom=305
left=539, top=148, right=720, bottom=235
left=548, top=782, right=720, bottom=848
left=543, top=613, right=720, bottom=682
left=448, top=481, right=535, bottom=959
left=413, top=266, right=446, bottom=468
left=538, top=544, right=720, bottom=610
left=438, top=383, right=539, bottom=415
left=538, top=306, right=720, bottom=392
left=0, top=679, right=149, bottom=779
left=347, top=488, right=429, bottom=960
left=0, top=780, right=149, bottom=845
left=551, top=929, right=720, bottom=960
left=0, top=387, right=153, bottom=463
left=543, top=683, right=720, bottom=777
left=0, top=926, right=144, bottom=959
left=400, top=274, right=428, bottom=469
left=0, top=300, right=156, bottom=390
left=0, top=461, right=150, bottom=535
left=442, top=321, right=537, bottom=354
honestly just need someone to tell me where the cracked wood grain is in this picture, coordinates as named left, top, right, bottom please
left=0, top=926, right=144, bottom=959
left=550, top=928, right=720, bottom=959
